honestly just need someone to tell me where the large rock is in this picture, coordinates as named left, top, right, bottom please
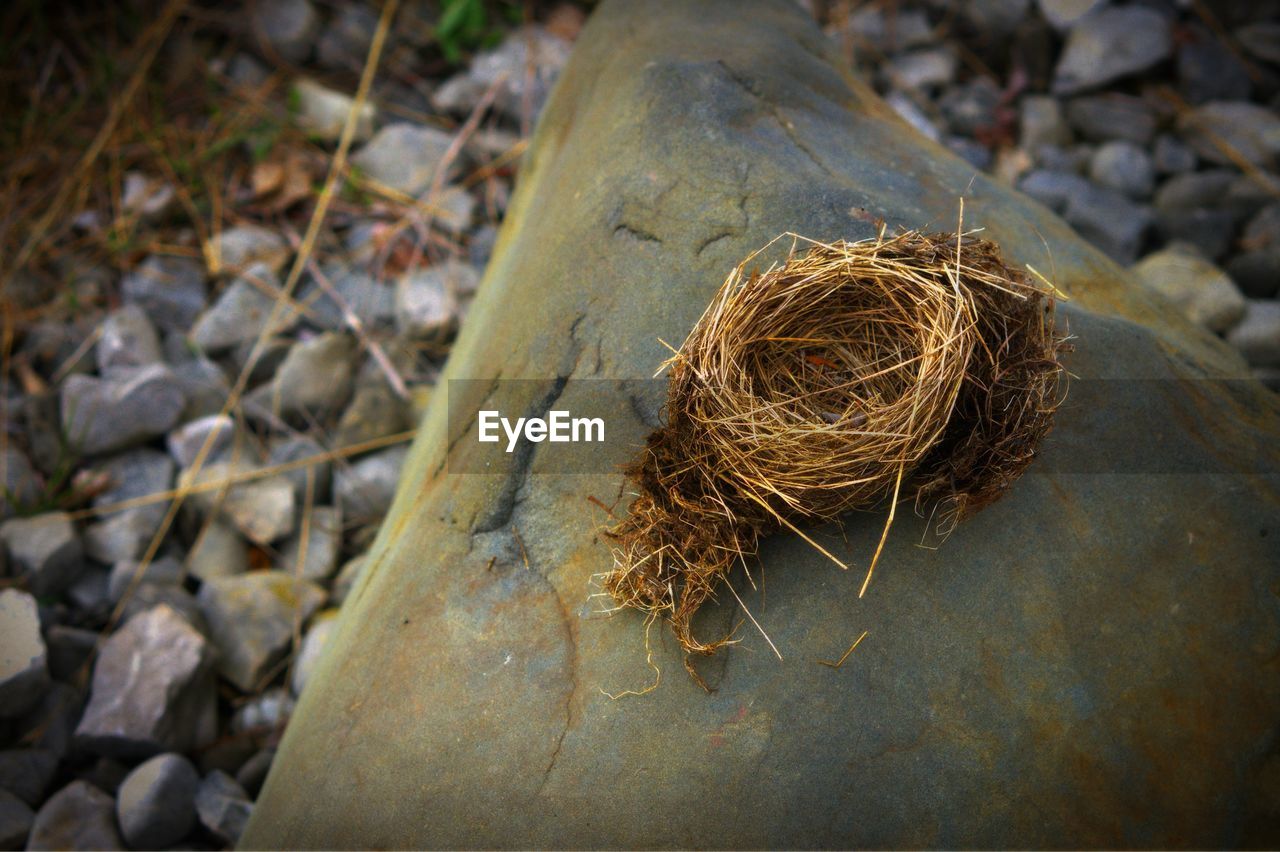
left=245, top=2, right=1280, bottom=848
left=74, top=605, right=217, bottom=760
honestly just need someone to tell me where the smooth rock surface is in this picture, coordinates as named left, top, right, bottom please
left=115, top=753, right=199, bottom=850
left=246, top=2, right=1280, bottom=848
left=74, top=605, right=217, bottom=759
left=197, top=571, right=325, bottom=692
left=0, top=590, right=49, bottom=719
left=26, top=781, right=123, bottom=851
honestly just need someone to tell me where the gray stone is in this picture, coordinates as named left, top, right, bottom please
left=61, top=365, right=185, bottom=455
left=883, top=91, right=940, bottom=142
left=1177, top=27, right=1252, bottom=104
left=960, top=0, right=1030, bottom=38
left=938, top=78, right=1001, bottom=136
left=1153, top=209, right=1237, bottom=262
left=181, top=461, right=296, bottom=546
left=120, top=173, right=175, bottom=223
left=1133, top=245, right=1247, bottom=333
left=838, top=6, right=933, bottom=53
left=1065, top=93, right=1156, bottom=145
left=96, top=305, right=162, bottom=373
left=0, top=447, right=38, bottom=521
left=1244, top=202, right=1280, bottom=249
left=316, top=3, right=377, bottom=70
left=1154, top=170, right=1246, bottom=214
left=65, top=566, right=110, bottom=616
left=252, top=332, right=356, bottom=420
left=106, top=555, right=183, bottom=604
left=1227, top=300, right=1280, bottom=367
left=171, top=357, right=230, bottom=421
left=0, top=787, right=32, bottom=849
left=1152, top=134, right=1197, bottom=174
left=230, top=687, right=295, bottom=734
left=945, top=136, right=992, bottom=171
left=884, top=48, right=956, bottom=91
left=396, top=268, right=461, bottom=338
left=279, top=505, right=343, bottom=582
left=185, top=520, right=250, bottom=582
left=75, top=604, right=216, bottom=760
left=268, top=436, right=331, bottom=504
left=1237, top=21, right=1280, bottom=65
left=292, top=78, right=375, bottom=143
left=299, top=263, right=395, bottom=331
left=26, top=781, right=122, bottom=851
left=118, top=586, right=205, bottom=634
left=352, top=124, right=457, bottom=196
left=121, top=255, right=206, bottom=333
left=0, top=513, right=82, bottom=597
left=44, top=624, right=97, bottom=682
left=211, top=226, right=289, bottom=277
left=84, top=449, right=174, bottom=564
left=1226, top=250, right=1280, bottom=298
left=12, top=682, right=83, bottom=759
left=290, top=608, right=339, bottom=696
left=115, top=753, right=198, bottom=850
left=430, top=185, right=477, bottom=235
left=334, top=360, right=415, bottom=448
left=250, top=0, right=319, bottom=63
left=0, top=749, right=57, bottom=807
left=189, top=264, right=298, bottom=353
left=1053, top=6, right=1172, bottom=94
left=1019, top=95, right=1070, bottom=151
left=196, top=571, right=324, bottom=692
left=1036, top=0, right=1105, bottom=30
left=0, top=590, right=48, bottom=719
left=1088, top=141, right=1154, bottom=199
left=328, top=554, right=367, bottom=607
left=166, top=414, right=237, bottom=468
left=234, top=749, right=275, bottom=799
left=1060, top=181, right=1151, bottom=264
left=333, top=445, right=408, bottom=522
left=194, top=771, right=252, bottom=845
left=431, top=26, right=572, bottom=124
left=1178, top=101, right=1280, bottom=168
left=243, top=2, right=1280, bottom=848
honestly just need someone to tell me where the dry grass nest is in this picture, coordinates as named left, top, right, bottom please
left=603, top=226, right=1069, bottom=661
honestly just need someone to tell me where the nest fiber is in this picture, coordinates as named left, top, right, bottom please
left=604, top=228, right=1066, bottom=658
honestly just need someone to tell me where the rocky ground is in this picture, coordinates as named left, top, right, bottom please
left=1, top=0, right=1277, bottom=849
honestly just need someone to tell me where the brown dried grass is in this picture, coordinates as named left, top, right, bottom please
left=604, top=226, right=1067, bottom=659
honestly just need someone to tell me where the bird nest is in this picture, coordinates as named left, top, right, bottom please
left=603, top=227, right=1068, bottom=661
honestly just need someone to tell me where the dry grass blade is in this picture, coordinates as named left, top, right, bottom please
left=605, top=227, right=1068, bottom=666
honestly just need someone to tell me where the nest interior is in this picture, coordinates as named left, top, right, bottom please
left=603, top=227, right=1067, bottom=662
